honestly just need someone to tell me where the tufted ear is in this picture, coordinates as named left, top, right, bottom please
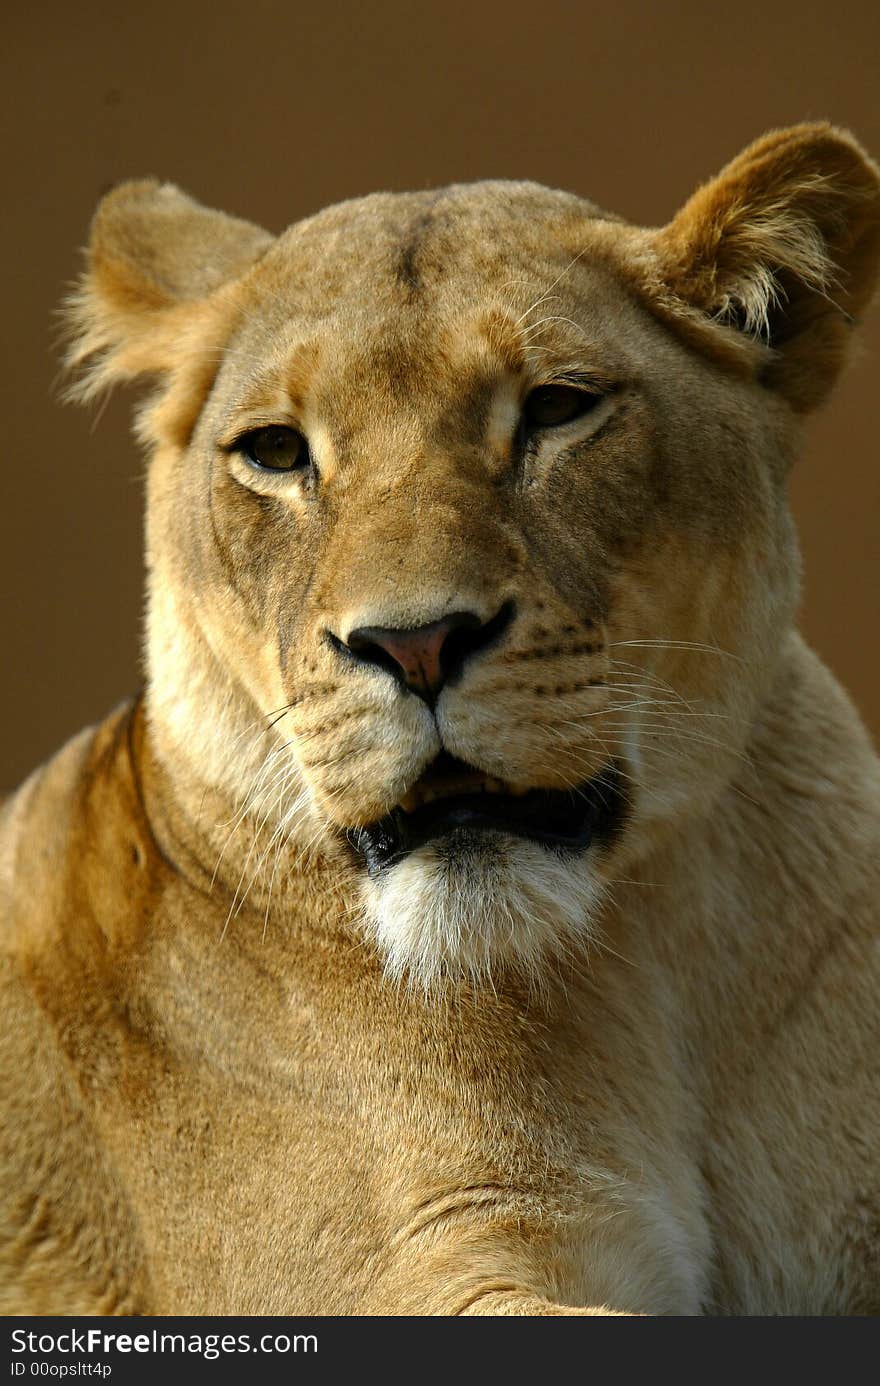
left=653, top=124, right=880, bottom=409
left=64, top=180, right=274, bottom=436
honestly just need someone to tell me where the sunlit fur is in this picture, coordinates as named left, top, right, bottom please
left=2, top=125, right=880, bottom=1315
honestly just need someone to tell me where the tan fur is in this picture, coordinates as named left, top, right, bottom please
left=2, top=124, right=880, bottom=1314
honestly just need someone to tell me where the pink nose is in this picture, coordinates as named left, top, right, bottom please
left=343, top=604, right=513, bottom=705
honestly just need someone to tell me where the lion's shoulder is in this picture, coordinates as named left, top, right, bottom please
left=1, top=701, right=152, bottom=954
left=0, top=705, right=155, bottom=1312
left=0, top=951, right=151, bottom=1313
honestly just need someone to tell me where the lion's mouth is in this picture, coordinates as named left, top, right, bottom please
left=346, top=752, right=624, bottom=875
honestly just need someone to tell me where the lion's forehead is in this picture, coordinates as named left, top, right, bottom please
left=270, top=179, right=611, bottom=277
left=241, top=181, right=619, bottom=339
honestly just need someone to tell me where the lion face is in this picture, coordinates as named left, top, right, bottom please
left=67, top=128, right=880, bottom=984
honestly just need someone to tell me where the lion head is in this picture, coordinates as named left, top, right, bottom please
left=65, top=124, right=880, bottom=985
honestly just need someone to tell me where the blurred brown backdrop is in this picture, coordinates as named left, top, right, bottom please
left=2, top=0, right=879, bottom=787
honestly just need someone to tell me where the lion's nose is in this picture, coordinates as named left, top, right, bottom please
left=342, top=602, right=514, bottom=705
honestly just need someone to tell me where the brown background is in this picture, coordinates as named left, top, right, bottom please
left=3, top=0, right=878, bottom=788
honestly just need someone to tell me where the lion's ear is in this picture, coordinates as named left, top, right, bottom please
left=64, top=180, right=273, bottom=409
left=654, top=124, right=880, bottom=409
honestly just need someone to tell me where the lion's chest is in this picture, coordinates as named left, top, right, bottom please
left=89, top=942, right=606, bottom=1314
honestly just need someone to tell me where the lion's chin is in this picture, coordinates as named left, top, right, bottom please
left=359, top=830, right=605, bottom=990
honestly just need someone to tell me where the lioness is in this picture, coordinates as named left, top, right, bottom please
left=1, top=123, right=879, bottom=1316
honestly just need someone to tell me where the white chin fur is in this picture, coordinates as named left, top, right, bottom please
left=360, top=832, right=604, bottom=990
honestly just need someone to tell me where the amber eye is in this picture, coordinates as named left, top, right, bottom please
left=239, top=426, right=310, bottom=473
left=523, top=385, right=600, bottom=430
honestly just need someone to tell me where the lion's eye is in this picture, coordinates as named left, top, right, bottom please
left=523, top=385, right=600, bottom=430
left=238, top=426, right=309, bottom=473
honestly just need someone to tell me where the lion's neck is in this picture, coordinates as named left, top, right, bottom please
left=744, top=630, right=877, bottom=801
left=625, top=628, right=880, bottom=1085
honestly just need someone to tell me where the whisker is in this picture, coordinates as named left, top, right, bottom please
left=610, top=638, right=743, bottom=663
